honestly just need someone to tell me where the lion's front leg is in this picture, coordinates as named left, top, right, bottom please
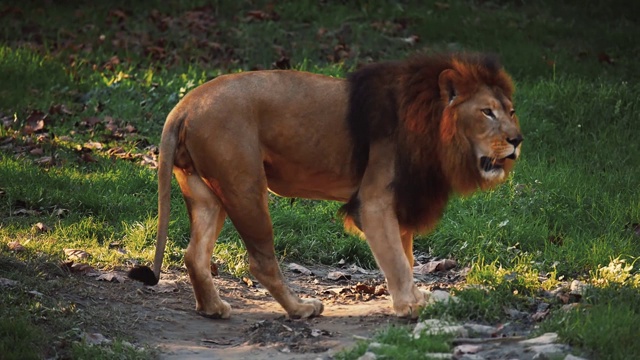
left=359, top=196, right=428, bottom=318
left=357, top=142, right=428, bottom=319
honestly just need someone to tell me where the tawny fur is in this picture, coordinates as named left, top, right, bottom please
left=129, top=52, right=522, bottom=320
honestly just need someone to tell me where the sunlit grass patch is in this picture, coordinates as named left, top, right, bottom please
left=336, top=325, right=452, bottom=360
left=541, top=258, right=640, bottom=360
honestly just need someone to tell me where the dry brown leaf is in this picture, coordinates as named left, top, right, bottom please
left=414, top=259, right=457, bottom=274
left=64, top=261, right=96, bottom=274
left=327, top=271, right=351, bottom=281
left=23, top=110, right=47, bottom=134
left=288, top=263, right=313, bottom=275
left=33, top=222, right=50, bottom=232
left=83, top=140, right=103, bottom=150
left=49, top=104, right=74, bottom=115
left=29, top=147, right=44, bottom=155
left=242, top=277, right=254, bottom=287
left=531, top=309, right=550, bottom=321
left=354, top=283, right=376, bottom=294
left=96, top=272, right=127, bottom=283
left=146, top=280, right=179, bottom=293
left=8, top=241, right=26, bottom=252
left=64, top=248, right=90, bottom=260
left=12, top=208, right=39, bottom=216
left=34, top=155, right=54, bottom=166
left=82, top=332, right=112, bottom=345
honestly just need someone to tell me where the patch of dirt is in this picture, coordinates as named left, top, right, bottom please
left=58, top=260, right=465, bottom=359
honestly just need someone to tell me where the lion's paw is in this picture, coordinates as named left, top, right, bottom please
left=288, top=298, right=324, bottom=319
left=392, top=288, right=429, bottom=319
left=196, top=300, right=232, bottom=319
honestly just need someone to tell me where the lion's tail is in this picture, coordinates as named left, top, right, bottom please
left=128, top=109, right=185, bottom=286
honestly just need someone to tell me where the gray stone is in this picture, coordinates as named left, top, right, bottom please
left=413, top=319, right=468, bottom=338
left=519, top=332, right=558, bottom=345
left=357, top=352, right=377, bottom=360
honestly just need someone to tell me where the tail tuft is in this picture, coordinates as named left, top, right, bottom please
left=128, top=265, right=159, bottom=286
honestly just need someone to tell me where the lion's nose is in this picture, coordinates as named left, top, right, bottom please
left=507, top=135, right=523, bottom=148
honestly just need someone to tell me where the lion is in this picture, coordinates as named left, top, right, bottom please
left=128, top=52, right=522, bottom=319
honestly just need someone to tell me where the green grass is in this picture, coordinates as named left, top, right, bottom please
left=1, top=0, right=639, bottom=358
left=335, top=325, right=452, bottom=360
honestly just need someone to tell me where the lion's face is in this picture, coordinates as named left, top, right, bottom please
left=457, top=85, right=522, bottom=183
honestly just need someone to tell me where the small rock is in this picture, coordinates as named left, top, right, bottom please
left=426, top=290, right=457, bottom=305
left=529, top=344, right=570, bottom=359
left=0, top=277, right=18, bottom=287
left=357, top=352, right=377, bottom=360
left=454, top=344, right=483, bottom=355
left=463, top=323, right=498, bottom=337
left=564, top=354, right=589, bottom=360
left=520, top=332, right=559, bottom=345
left=569, top=280, right=590, bottom=295
left=561, top=303, right=580, bottom=312
left=423, top=353, right=453, bottom=359
left=414, top=319, right=468, bottom=338
left=82, top=332, right=111, bottom=346
left=327, top=271, right=351, bottom=281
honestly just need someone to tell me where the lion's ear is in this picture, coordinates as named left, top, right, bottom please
left=438, top=69, right=459, bottom=105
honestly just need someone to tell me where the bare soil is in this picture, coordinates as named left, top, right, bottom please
left=60, top=261, right=464, bottom=359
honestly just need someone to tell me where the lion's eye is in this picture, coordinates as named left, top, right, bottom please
left=509, top=109, right=516, bottom=117
left=481, top=108, right=495, bottom=118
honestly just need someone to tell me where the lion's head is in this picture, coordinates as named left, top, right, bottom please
left=396, top=53, right=522, bottom=199
left=437, top=56, right=521, bottom=190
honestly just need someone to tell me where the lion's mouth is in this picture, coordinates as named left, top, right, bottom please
left=480, top=156, right=507, bottom=172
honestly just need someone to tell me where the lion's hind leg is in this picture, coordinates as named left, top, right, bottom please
left=222, top=181, right=324, bottom=319
left=174, top=170, right=231, bottom=319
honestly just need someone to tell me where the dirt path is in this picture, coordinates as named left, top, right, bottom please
left=63, top=263, right=454, bottom=359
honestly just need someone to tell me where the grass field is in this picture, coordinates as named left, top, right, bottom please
left=1, top=0, right=639, bottom=359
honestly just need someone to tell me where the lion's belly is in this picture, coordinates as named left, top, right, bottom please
left=264, top=161, right=357, bottom=202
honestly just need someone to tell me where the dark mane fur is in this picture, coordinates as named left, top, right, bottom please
left=340, top=52, right=513, bottom=233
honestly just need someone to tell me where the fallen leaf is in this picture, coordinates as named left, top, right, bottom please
left=531, top=309, right=550, bottom=321
left=272, top=56, right=291, bottom=69
left=49, top=104, right=73, bottom=115
left=201, top=338, right=233, bottom=345
left=82, top=332, right=112, bottom=346
left=210, top=262, right=219, bottom=276
left=434, top=2, right=450, bottom=10
left=414, top=259, right=457, bottom=274
left=12, top=208, right=39, bottom=216
left=242, top=277, right=254, bottom=287
left=327, top=271, right=351, bottom=281
left=29, top=147, right=44, bottom=155
left=34, top=155, right=54, bottom=166
left=63, top=261, right=96, bottom=274
left=8, top=241, right=26, bottom=251
left=146, top=280, right=179, bottom=293
left=28, top=290, right=44, bottom=297
left=96, top=272, right=127, bottom=283
left=354, top=283, right=376, bottom=294
left=0, top=277, right=18, bottom=287
left=83, top=140, right=103, bottom=150
left=53, top=208, right=69, bottom=217
left=597, top=52, right=614, bottom=64
left=33, top=222, right=50, bottom=232
left=22, top=110, right=47, bottom=134
left=324, top=287, right=350, bottom=295
left=288, top=263, right=313, bottom=275
left=374, top=284, right=387, bottom=296
left=64, top=248, right=90, bottom=260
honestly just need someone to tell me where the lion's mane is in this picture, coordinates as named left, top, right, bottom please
left=341, top=53, right=515, bottom=234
